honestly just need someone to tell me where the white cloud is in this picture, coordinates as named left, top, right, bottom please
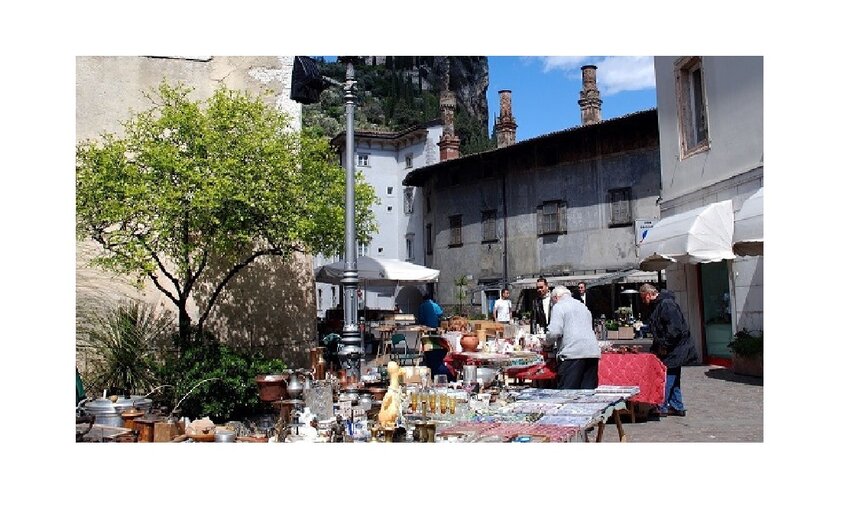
left=540, top=56, right=590, bottom=72
left=595, top=56, right=656, bottom=95
left=536, top=56, right=655, bottom=95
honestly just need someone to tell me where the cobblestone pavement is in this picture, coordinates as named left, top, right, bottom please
left=597, top=364, right=763, bottom=442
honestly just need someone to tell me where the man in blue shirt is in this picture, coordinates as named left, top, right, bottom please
left=417, top=293, right=444, bottom=329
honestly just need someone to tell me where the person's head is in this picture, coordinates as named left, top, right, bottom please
left=535, top=277, right=549, bottom=297
left=500, top=288, right=510, bottom=299
left=639, top=283, right=658, bottom=305
left=551, top=285, right=570, bottom=302
left=577, top=282, right=586, bottom=295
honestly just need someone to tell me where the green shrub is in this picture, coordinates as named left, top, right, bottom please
left=158, top=333, right=286, bottom=422
left=84, top=301, right=175, bottom=397
left=728, top=329, right=763, bottom=357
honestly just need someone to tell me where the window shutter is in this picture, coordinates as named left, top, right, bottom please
left=536, top=204, right=543, bottom=235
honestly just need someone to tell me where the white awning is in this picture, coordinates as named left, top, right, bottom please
left=315, top=256, right=440, bottom=286
left=732, top=187, right=763, bottom=256
left=638, top=200, right=735, bottom=271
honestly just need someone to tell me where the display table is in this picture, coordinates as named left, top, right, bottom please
left=435, top=388, right=634, bottom=442
left=598, top=352, right=666, bottom=406
left=444, top=351, right=543, bottom=379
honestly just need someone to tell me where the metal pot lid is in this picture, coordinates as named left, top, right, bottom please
left=86, top=398, right=115, bottom=410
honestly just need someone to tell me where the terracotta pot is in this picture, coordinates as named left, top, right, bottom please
left=460, top=333, right=479, bottom=352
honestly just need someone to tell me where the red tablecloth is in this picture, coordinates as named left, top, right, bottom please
left=598, top=353, right=666, bottom=405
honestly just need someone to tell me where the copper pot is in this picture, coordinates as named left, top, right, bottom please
left=120, top=407, right=144, bottom=431
left=256, top=374, right=287, bottom=402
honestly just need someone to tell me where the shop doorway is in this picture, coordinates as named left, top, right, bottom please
left=700, top=261, right=733, bottom=364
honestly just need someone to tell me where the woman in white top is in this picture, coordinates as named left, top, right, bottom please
left=492, top=288, right=513, bottom=323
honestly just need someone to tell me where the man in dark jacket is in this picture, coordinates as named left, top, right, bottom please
left=531, top=277, right=552, bottom=334
left=639, top=283, right=699, bottom=417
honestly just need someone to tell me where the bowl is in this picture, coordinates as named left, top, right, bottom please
left=476, top=367, right=498, bottom=387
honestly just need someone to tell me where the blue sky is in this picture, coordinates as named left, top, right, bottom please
left=487, top=56, right=657, bottom=141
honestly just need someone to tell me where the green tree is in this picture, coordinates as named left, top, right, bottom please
left=76, top=82, right=377, bottom=351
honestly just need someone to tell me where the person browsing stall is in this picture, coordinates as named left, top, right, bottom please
left=492, top=288, right=513, bottom=323
left=546, top=285, right=601, bottom=389
left=639, top=283, right=699, bottom=417
left=417, top=292, right=443, bottom=329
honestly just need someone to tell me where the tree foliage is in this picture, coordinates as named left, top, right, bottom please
left=76, top=81, right=377, bottom=349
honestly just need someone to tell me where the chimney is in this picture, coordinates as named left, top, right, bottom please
left=494, top=89, right=518, bottom=148
left=438, top=69, right=460, bottom=160
left=578, top=65, right=602, bottom=125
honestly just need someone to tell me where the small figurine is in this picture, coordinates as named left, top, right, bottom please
left=378, top=360, right=403, bottom=429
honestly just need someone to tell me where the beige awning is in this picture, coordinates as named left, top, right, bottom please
left=638, top=200, right=735, bottom=271
left=732, top=187, right=763, bottom=256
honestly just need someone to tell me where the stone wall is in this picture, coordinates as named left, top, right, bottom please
left=76, top=56, right=316, bottom=372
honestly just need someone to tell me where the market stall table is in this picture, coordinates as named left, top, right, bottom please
left=598, top=352, right=666, bottom=422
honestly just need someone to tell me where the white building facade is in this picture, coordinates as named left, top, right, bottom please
left=314, top=121, right=443, bottom=317
left=648, top=56, right=764, bottom=365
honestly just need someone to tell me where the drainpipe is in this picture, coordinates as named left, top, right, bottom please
left=502, top=169, right=509, bottom=288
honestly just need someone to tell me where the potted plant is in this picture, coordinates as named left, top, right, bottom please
left=605, top=319, right=620, bottom=340
left=728, top=329, right=763, bottom=377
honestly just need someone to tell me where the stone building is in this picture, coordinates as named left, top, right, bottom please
left=76, top=56, right=317, bottom=370
left=404, top=67, right=663, bottom=320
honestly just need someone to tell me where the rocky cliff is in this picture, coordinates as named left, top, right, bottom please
left=305, top=56, right=493, bottom=155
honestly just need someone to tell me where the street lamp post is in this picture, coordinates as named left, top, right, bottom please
left=337, top=62, right=363, bottom=377
left=291, top=57, right=362, bottom=379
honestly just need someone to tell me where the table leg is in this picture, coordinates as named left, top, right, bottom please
left=614, top=411, right=627, bottom=442
left=595, top=421, right=605, bottom=443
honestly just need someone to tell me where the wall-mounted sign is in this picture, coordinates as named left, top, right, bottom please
left=635, top=219, right=656, bottom=246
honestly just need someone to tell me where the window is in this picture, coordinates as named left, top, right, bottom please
left=405, top=233, right=414, bottom=261
left=481, top=209, right=497, bottom=242
left=403, top=187, right=414, bottom=214
left=387, top=205, right=393, bottom=212
left=536, top=200, right=566, bottom=236
left=405, top=153, right=413, bottom=168
left=449, top=215, right=463, bottom=247
left=357, top=153, right=370, bottom=167
left=675, top=56, right=709, bottom=157
left=426, top=223, right=433, bottom=255
left=609, top=188, right=632, bottom=227
left=386, top=186, right=393, bottom=196
left=358, top=243, right=368, bottom=256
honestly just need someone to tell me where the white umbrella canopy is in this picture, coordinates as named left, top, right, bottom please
left=315, top=256, right=440, bottom=286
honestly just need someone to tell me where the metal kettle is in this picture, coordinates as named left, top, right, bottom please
left=286, top=370, right=304, bottom=400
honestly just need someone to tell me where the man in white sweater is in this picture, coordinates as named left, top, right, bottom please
left=546, top=285, right=601, bottom=389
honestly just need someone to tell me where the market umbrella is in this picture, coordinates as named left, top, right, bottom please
left=315, top=256, right=440, bottom=286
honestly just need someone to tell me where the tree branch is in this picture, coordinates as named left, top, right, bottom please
left=147, top=271, right=181, bottom=307
left=197, top=248, right=282, bottom=328
left=138, top=237, right=182, bottom=295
